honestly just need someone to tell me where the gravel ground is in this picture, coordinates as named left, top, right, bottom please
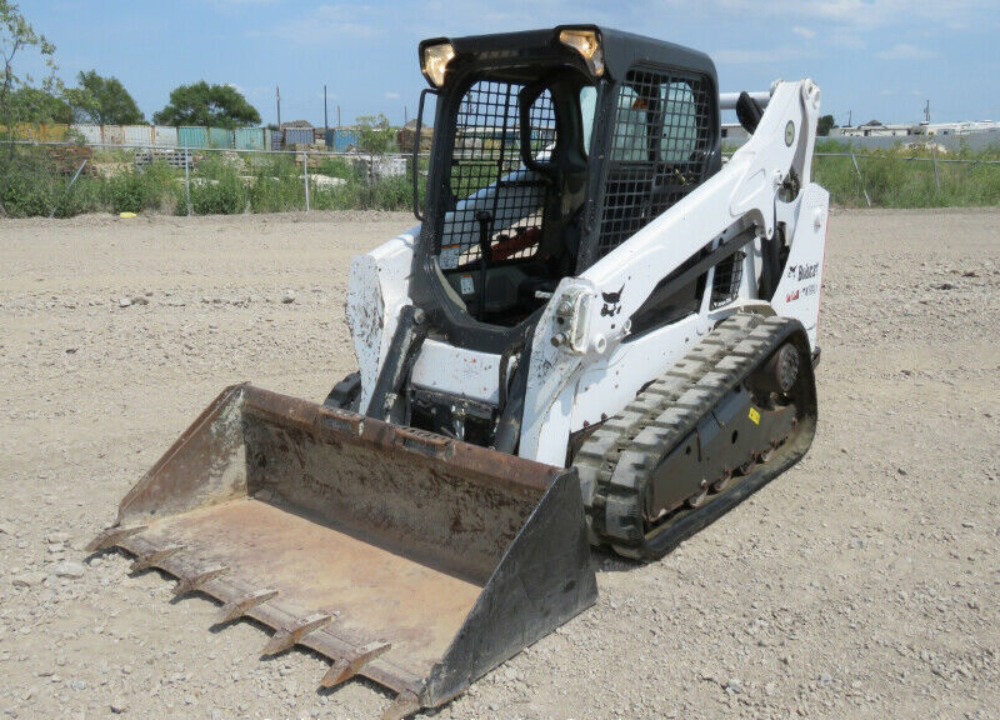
left=0, top=208, right=997, bottom=720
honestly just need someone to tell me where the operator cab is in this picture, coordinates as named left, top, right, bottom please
left=412, top=27, right=720, bottom=349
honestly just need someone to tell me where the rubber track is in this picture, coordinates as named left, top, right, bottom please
left=576, top=313, right=801, bottom=556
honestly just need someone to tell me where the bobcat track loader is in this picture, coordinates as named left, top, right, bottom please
left=90, top=26, right=828, bottom=718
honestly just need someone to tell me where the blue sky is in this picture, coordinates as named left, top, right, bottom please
left=14, top=0, right=999, bottom=127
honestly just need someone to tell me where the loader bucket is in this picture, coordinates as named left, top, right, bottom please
left=88, top=384, right=596, bottom=717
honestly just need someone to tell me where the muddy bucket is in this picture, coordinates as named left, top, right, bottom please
left=89, top=384, right=597, bottom=717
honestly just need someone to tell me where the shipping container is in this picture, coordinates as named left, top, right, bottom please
left=283, top=127, right=313, bottom=146
left=271, top=130, right=284, bottom=150
left=179, top=126, right=208, bottom=148
left=234, top=127, right=264, bottom=151
left=103, top=125, right=126, bottom=145
left=72, top=124, right=103, bottom=145
left=332, top=128, right=360, bottom=153
left=153, top=126, right=178, bottom=146
left=6, top=123, right=71, bottom=142
left=208, top=127, right=234, bottom=149
left=122, top=125, right=153, bottom=146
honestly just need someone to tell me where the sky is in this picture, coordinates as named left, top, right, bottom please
left=12, top=0, right=1000, bottom=128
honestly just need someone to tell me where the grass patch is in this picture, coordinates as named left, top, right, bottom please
left=811, top=140, right=1000, bottom=207
left=4, top=144, right=998, bottom=218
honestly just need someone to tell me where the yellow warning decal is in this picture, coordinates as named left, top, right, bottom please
left=748, top=407, right=761, bottom=425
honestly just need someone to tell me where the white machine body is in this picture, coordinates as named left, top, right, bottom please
left=347, top=79, right=829, bottom=466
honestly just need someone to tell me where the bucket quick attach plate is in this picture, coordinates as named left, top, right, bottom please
left=88, top=384, right=597, bottom=716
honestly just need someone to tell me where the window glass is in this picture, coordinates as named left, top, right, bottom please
left=611, top=86, right=650, bottom=162
left=660, top=81, right=699, bottom=164
left=579, top=86, right=597, bottom=155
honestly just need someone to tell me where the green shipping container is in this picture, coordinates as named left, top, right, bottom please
left=179, top=126, right=208, bottom=148
left=208, top=127, right=234, bottom=149
left=235, top=127, right=265, bottom=151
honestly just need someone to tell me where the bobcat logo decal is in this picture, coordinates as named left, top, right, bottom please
left=601, top=285, right=624, bottom=317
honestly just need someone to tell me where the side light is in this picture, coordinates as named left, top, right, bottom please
left=421, top=42, right=456, bottom=87
left=559, top=29, right=604, bottom=76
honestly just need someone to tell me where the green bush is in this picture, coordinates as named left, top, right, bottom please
left=0, top=147, right=60, bottom=217
left=362, top=174, right=413, bottom=210
left=247, top=157, right=303, bottom=213
left=315, top=156, right=357, bottom=180
left=104, top=162, right=179, bottom=214
left=53, top=175, right=104, bottom=217
left=189, top=165, right=246, bottom=215
left=4, top=141, right=1000, bottom=218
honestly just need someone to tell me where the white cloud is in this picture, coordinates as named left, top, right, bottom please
left=640, top=0, right=991, bottom=33
left=713, top=49, right=776, bottom=64
left=793, top=26, right=816, bottom=39
left=713, top=46, right=803, bottom=65
left=876, top=43, right=938, bottom=60
left=271, top=5, right=379, bottom=43
left=829, top=29, right=865, bottom=50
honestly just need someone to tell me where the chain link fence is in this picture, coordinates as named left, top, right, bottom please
left=0, top=140, right=430, bottom=218
left=1, top=139, right=998, bottom=219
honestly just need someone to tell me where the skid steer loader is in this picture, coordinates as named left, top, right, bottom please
left=89, top=26, right=828, bottom=718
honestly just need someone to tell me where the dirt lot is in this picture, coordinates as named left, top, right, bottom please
left=1, top=209, right=998, bottom=720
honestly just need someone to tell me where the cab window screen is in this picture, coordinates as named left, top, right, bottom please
left=597, top=69, right=712, bottom=259
left=439, top=80, right=555, bottom=270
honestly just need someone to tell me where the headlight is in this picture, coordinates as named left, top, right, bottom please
left=559, top=29, right=604, bottom=76
left=421, top=42, right=456, bottom=87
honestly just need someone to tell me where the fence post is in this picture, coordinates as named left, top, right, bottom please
left=183, top=150, right=192, bottom=216
left=850, top=152, right=872, bottom=208
left=303, top=150, right=310, bottom=212
left=931, top=145, right=941, bottom=193
left=48, top=159, right=89, bottom=219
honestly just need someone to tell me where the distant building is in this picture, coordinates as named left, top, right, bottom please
left=721, top=124, right=749, bottom=142
left=834, top=120, right=1000, bottom=138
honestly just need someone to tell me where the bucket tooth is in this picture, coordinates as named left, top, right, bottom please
left=129, top=545, right=184, bottom=574
left=172, top=565, right=228, bottom=597
left=215, top=589, right=279, bottom=625
left=320, top=641, right=392, bottom=688
left=382, top=691, right=421, bottom=720
left=261, top=613, right=333, bottom=657
left=86, top=525, right=147, bottom=553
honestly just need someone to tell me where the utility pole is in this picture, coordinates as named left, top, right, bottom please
left=404, top=105, right=408, bottom=125
left=847, top=109, right=852, bottom=127
left=276, top=86, right=281, bottom=128
left=324, top=85, right=329, bottom=137
left=924, top=99, right=931, bottom=124
left=337, top=105, right=341, bottom=128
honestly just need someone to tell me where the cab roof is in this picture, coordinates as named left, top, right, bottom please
left=420, top=25, right=717, bottom=85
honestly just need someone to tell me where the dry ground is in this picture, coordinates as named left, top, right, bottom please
left=1, top=209, right=998, bottom=720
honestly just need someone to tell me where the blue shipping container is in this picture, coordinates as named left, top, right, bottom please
left=332, top=129, right=360, bottom=153
left=284, top=128, right=313, bottom=146
left=271, top=131, right=284, bottom=150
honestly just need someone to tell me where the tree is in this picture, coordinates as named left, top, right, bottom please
left=1, top=1, right=58, bottom=130
left=153, top=81, right=260, bottom=128
left=356, top=113, right=393, bottom=155
left=65, top=70, right=143, bottom=124
left=9, top=85, right=71, bottom=122
left=817, top=115, right=837, bottom=137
